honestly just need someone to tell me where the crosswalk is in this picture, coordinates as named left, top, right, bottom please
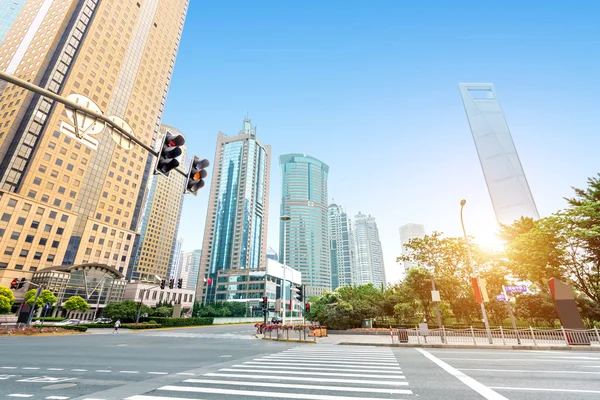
left=126, top=345, right=413, bottom=400
left=139, top=331, right=257, bottom=340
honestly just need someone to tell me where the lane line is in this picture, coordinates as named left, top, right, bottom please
left=1, top=367, right=17, bottom=369
left=47, top=368, right=64, bottom=371
left=183, top=378, right=413, bottom=394
left=45, top=397, right=70, bottom=399
left=7, top=395, right=34, bottom=398
left=205, top=372, right=409, bottom=385
left=244, top=361, right=402, bottom=370
left=148, top=372, right=168, bottom=375
left=490, top=386, right=600, bottom=394
left=233, top=364, right=403, bottom=374
left=416, top=349, right=508, bottom=400
left=95, top=370, right=111, bottom=373
left=438, top=357, right=600, bottom=363
left=157, top=385, right=410, bottom=400
left=119, top=371, right=139, bottom=374
left=22, top=368, right=39, bottom=370
left=71, top=369, right=87, bottom=372
left=274, top=354, right=397, bottom=361
left=258, top=358, right=398, bottom=366
left=175, top=373, right=195, bottom=376
left=460, top=368, right=600, bottom=375
left=219, top=368, right=405, bottom=379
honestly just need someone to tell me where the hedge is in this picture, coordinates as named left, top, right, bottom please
left=59, top=325, right=88, bottom=332
left=121, top=323, right=161, bottom=330
left=82, top=323, right=113, bottom=329
left=147, top=317, right=213, bottom=327
left=36, top=317, right=66, bottom=322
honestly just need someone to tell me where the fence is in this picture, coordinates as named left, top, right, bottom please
left=401, top=326, right=600, bottom=346
left=259, top=325, right=315, bottom=342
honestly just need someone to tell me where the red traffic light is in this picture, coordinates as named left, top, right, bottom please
left=10, top=278, right=18, bottom=289
left=155, top=132, right=185, bottom=176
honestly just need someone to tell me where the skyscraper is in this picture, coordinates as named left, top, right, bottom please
left=196, top=117, right=271, bottom=303
left=0, top=0, right=26, bottom=44
left=179, top=249, right=201, bottom=290
left=459, top=83, right=539, bottom=225
left=399, top=223, right=426, bottom=273
left=354, top=212, right=386, bottom=287
left=169, top=237, right=184, bottom=280
left=0, top=0, right=189, bottom=288
left=279, top=154, right=330, bottom=297
left=328, top=202, right=355, bottom=290
left=128, top=125, right=186, bottom=282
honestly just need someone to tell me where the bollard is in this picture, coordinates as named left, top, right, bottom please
left=500, top=326, right=506, bottom=346
left=561, top=326, right=569, bottom=345
left=416, top=326, right=420, bottom=344
left=470, top=326, right=476, bottom=345
left=530, top=326, right=537, bottom=346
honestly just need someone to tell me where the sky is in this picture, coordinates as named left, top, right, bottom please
left=162, top=0, right=600, bottom=284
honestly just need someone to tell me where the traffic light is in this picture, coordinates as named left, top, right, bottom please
left=10, top=278, right=18, bottom=289
left=185, top=156, right=210, bottom=195
left=17, top=277, right=26, bottom=289
left=160, top=280, right=165, bottom=290
left=294, top=285, right=303, bottom=302
left=305, top=302, right=311, bottom=314
left=177, top=279, right=183, bottom=289
left=262, top=296, right=268, bottom=309
left=155, top=131, right=185, bottom=176
left=169, top=279, right=174, bottom=289
left=137, top=301, right=142, bottom=308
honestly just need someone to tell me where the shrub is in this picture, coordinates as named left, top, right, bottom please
left=146, top=317, right=213, bottom=327
left=149, top=320, right=157, bottom=324
left=60, top=325, right=88, bottom=332
left=121, top=323, right=161, bottom=330
left=81, top=323, right=113, bottom=328
left=36, top=317, right=66, bottom=322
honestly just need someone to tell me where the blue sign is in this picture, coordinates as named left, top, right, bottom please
left=504, top=285, right=528, bottom=293
left=496, top=294, right=507, bottom=301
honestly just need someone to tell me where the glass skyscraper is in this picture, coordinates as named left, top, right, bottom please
left=354, top=212, right=386, bottom=287
left=279, top=154, right=330, bottom=298
left=328, top=203, right=355, bottom=289
left=197, top=117, right=271, bottom=303
left=459, top=83, right=539, bottom=225
left=0, top=0, right=26, bottom=45
left=399, top=223, right=425, bottom=274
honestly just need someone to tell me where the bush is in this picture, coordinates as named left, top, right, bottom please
left=59, top=325, right=88, bottom=332
left=149, top=320, right=157, bottom=324
left=37, top=317, right=66, bottom=322
left=81, top=323, right=113, bottom=329
left=146, top=317, right=213, bottom=327
left=121, top=323, right=161, bottom=330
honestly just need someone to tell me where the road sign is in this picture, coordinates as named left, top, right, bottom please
left=504, top=285, right=527, bottom=293
left=60, top=94, right=105, bottom=150
left=107, top=115, right=135, bottom=150
left=496, top=294, right=507, bottom=302
left=431, top=290, right=440, bottom=302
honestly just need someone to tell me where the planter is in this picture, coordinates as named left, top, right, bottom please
left=320, top=327, right=327, bottom=337
left=310, top=328, right=321, bottom=337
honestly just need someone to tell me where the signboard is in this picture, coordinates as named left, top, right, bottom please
left=431, top=290, right=440, bottom=302
left=496, top=294, right=507, bottom=302
left=504, top=285, right=527, bottom=294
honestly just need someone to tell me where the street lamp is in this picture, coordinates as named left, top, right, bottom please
left=280, top=215, right=291, bottom=325
left=425, top=265, right=445, bottom=343
left=460, top=199, right=493, bottom=344
left=135, top=275, right=162, bottom=324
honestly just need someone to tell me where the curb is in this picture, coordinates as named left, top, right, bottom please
left=337, top=342, right=600, bottom=351
left=262, top=337, right=316, bottom=344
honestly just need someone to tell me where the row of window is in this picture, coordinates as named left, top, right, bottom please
left=0, top=263, right=37, bottom=271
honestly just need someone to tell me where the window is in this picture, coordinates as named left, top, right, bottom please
left=51, top=241, right=59, bottom=248
left=89, top=236, right=95, bottom=243
left=33, top=177, right=41, bottom=185
left=19, top=249, right=28, bottom=257
left=14, top=264, right=24, bottom=270
left=49, top=211, right=57, bottom=219
left=25, top=235, right=34, bottom=243
left=57, top=227, right=64, bottom=235
left=31, top=221, right=39, bottom=229
left=36, top=207, right=44, bottom=216
left=10, top=231, right=19, bottom=240
left=39, top=238, right=48, bottom=245
left=61, top=215, right=68, bottom=222
left=33, top=252, right=42, bottom=260
left=7, top=199, right=17, bottom=207
left=1, top=213, right=11, bottom=222
left=0, top=228, right=4, bottom=237
left=4, top=247, right=14, bottom=255
left=55, top=158, right=63, bottom=166
left=29, top=267, right=37, bottom=272
left=0, top=263, right=7, bottom=270
left=44, top=224, right=52, bottom=232
left=16, top=217, right=26, bottom=225
left=23, top=204, right=31, bottom=212
left=47, top=254, right=55, bottom=262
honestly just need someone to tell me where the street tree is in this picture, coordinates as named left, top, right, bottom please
left=0, top=287, right=15, bottom=314
left=63, top=296, right=90, bottom=315
left=24, top=289, right=57, bottom=308
left=103, top=300, right=151, bottom=322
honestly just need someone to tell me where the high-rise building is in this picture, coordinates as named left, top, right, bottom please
left=128, top=125, right=186, bottom=282
left=459, top=83, right=539, bottom=225
left=196, top=117, right=271, bottom=303
left=279, top=154, right=330, bottom=297
left=266, top=247, right=278, bottom=261
left=399, top=223, right=426, bottom=273
left=328, top=202, right=355, bottom=290
left=169, top=237, right=184, bottom=280
left=354, top=212, right=386, bottom=287
left=179, top=249, right=201, bottom=290
left=0, top=0, right=189, bottom=289
left=0, top=0, right=26, bottom=44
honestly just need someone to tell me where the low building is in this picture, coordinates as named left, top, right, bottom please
left=123, top=281, right=195, bottom=315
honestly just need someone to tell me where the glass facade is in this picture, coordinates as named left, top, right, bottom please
left=459, top=83, right=539, bottom=225
left=353, top=212, right=386, bottom=287
left=279, top=153, right=330, bottom=297
left=328, top=203, right=355, bottom=289
left=0, top=0, right=26, bottom=45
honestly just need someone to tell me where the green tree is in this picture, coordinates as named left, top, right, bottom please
left=514, top=293, right=558, bottom=326
left=103, top=300, right=151, bottom=322
left=153, top=306, right=172, bottom=317
left=24, top=289, right=57, bottom=308
left=63, top=296, right=90, bottom=314
left=0, top=287, right=15, bottom=314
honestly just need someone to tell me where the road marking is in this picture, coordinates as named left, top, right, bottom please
left=175, top=373, right=195, bottom=376
left=183, top=379, right=413, bottom=394
left=119, top=371, right=139, bottom=374
left=95, top=370, right=111, bottom=373
left=117, top=344, right=127, bottom=347
left=71, top=369, right=87, bottom=372
left=1, top=367, right=17, bottom=369
left=18, top=377, right=76, bottom=383
left=219, top=355, right=232, bottom=358
left=537, top=356, right=599, bottom=360
left=7, top=395, right=33, bottom=398
left=47, top=368, right=64, bottom=371
left=234, top=364, right=402, bottom=374
left=257, top=357, right=398, bottom=366
left=275, top=354, right=397, bottom=361
left=148, top=372, right=168, bottom=375
left=244, top=361, right=402, bottom=370
left=490, top=386, right=600, bottom=394
left=157, top=385, right=409, bottom=400
left=45, top=397, right=71, bottom=399
left=0, top=375, right=18, bottom=380
left=439, top=357, right=599, bottom=363
left=22, top=368, right=40, bottom=370
left=416, top=349, right=508, bottom=400
left=219, top=368, right=405, bottom=379
left=205, top=373, right=409, bottom=385
left=460, top=368, right=600, bottom=375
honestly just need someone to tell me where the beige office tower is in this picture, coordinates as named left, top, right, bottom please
left=0, top=0, right=189, bottom=288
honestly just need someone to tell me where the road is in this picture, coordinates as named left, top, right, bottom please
left=0, top=324, right=599, bottom=399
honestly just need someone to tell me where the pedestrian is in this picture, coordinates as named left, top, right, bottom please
left=113, top=319, right=121, bottom=333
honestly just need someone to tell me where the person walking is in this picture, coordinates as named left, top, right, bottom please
left=113, top=319, right=121, bottom=333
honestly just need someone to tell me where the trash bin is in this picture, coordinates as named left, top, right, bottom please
left=397, top=328, right=409, bottom=343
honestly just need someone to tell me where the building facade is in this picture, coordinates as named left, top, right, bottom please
left=459, top=83, right=539, bottom=225
left=328, top=203, right=354, bottom=289
left=196, top=117, right=271, bottom=303
left=0, top=0, right=189, bottom=289
left=0, top=0, right=26, bottom=45
left=128, top=125, right=186, bottom=283
left=279, top=153, right=330, bottom=297
left=123, top=281, right=195, bottom=315
left=266, top=247, right=278, bottom=261
left=179, top=249, right=200, bottom=290
left=354, top=212, right=386, bottom=287
left=399, top=223, right=425, bottom=273
left=169, top=237, right=184, bottom=280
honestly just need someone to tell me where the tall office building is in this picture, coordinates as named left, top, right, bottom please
left=266, top=247, right=278, bottom=261
left=399, top=223, right=425, bottom=273
left=354, top=212, right=386, bottom=287
left=179, top=249, right=201, bottom=290
left=0, top=0, right=26, bottom=44
left=128, top=125, right=186, bottom=282
left=459, top=83, right=539, bottom=225
left=169, top=237, right=184, bottom=280
left=0, top=0, right=189, bottom=288
left=279, top=154, right=330, bottom=297
left=328, top=202, right=355, bottom=290
left=196, top=117, right=271, bottom=303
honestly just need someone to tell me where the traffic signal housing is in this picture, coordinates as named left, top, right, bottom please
left=294, top=285, right=304, bottom=302
left=10, top=278, right=18, bottom=289
left=185, top=156, right=210, bottom=195
left=262, top=296, right=268, bottom=310
left=177, top=279, right=183, bottom=289
left=155, top=131, right=185, bottom=176
left=160, top=280, right=165, bottom=290
left=169, top=279, right=174, bottom=289
left=305, top=302, right=311, bottom=314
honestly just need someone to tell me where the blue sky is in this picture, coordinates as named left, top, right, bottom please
left=162, top=0, right=600, bottom=283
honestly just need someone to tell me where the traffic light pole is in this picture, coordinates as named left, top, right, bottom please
left=0, top=71, right=189, bottom=178
left=25, top=282, right=43, bottom=327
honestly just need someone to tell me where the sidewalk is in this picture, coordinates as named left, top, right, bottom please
left=315, top=333, right=600, bottom=351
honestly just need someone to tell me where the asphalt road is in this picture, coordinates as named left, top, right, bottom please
left=1, top=324, right=599, bottom=400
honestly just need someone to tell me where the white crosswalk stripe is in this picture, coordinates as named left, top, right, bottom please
left=140, top=331, right=256, bottom=340
left=125, top=345, right=413, bottom=400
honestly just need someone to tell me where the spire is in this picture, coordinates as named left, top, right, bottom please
left=241, top=115, right=256, bottom=136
